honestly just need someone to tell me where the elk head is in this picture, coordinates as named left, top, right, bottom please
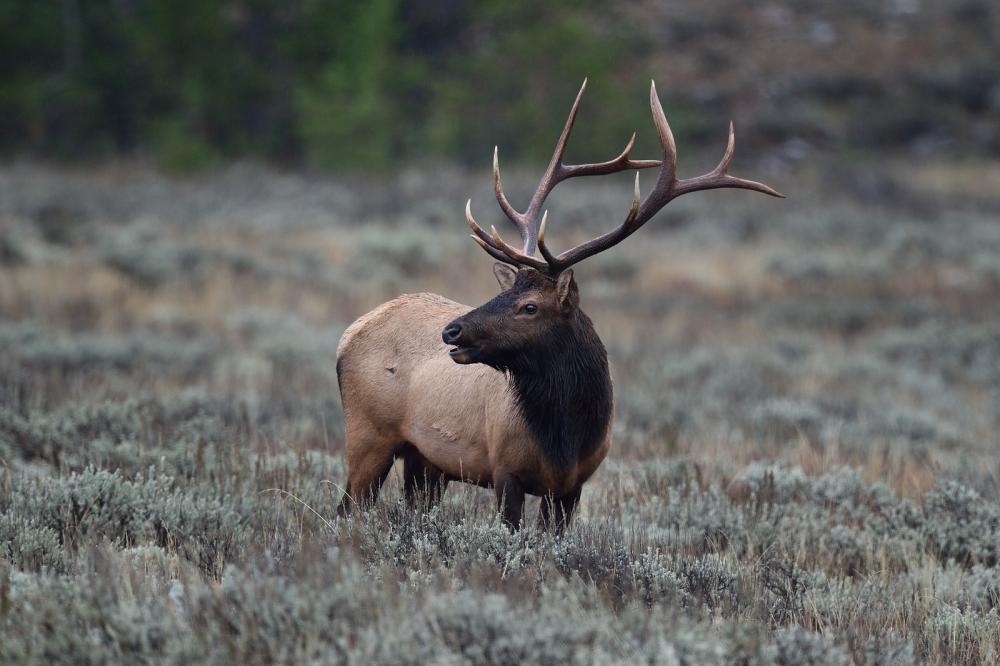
left=443, top=264, right=578, bottom=368
left=444, top=79, right=783, bottom=366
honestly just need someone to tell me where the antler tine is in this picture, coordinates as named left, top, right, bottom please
left=718, top=121, right=736, bottom=174
left=548, top=81, right=784, bottom=273
left=671, top=121, right=785, bottom=198
left=470, top=232, right=516, bottom=265
left=466, top=199, right=516, bottom=264
left=488, top=225, right=549, bottom=271
left=629, top=171, right=642, bottom=222
left=649, top=81, right=678, bottom=189
left=489, top=78, right=589, bottom=257
left=492, top=147, right=525, bottom=245
left=548, top=77, right=589, bottom=177
left=536, top=211, right=559, bottom=266
left=466, top=199, right=498, bottom=244
left=559, top=131, right=662, bottom=179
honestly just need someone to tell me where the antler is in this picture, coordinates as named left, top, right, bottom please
left=466, top=78, right=660, bottom=267
left=467, top=80, right=784, bottom=276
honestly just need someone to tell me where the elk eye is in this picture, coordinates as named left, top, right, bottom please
left=521, top=303, right=538, bottom=314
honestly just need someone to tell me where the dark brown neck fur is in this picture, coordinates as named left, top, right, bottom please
left=497, top=309, right=612, bottom=469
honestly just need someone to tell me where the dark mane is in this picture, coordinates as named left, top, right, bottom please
left=501, top=309, right=612, bottom=468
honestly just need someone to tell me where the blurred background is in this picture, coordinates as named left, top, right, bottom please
left=2, top=0, right=999, bottom=490
left=2, top=0, right=998, bottom=169
left=2, top=3, right=1000, bottom=661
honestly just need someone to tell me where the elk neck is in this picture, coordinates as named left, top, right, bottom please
left=502, top=308, right=612, bottom=469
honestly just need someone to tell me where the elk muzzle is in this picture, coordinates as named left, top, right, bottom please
left=442, top=319, right=477, bottom=364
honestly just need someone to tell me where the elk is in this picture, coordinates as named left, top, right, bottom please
left=335, top=80, right=782, bottom=529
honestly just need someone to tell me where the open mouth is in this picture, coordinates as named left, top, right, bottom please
left=447, top=346, right=476, bottom=363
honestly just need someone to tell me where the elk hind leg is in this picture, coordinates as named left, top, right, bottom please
left=337, top=424, right=399, bottom=516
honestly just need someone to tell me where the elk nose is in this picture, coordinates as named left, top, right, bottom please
left=442, top=323, right=463, bottom=344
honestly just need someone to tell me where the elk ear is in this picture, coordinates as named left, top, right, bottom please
left=493, top=263, right=517, bottom=291
left=556, top=269, right=577, bottom=307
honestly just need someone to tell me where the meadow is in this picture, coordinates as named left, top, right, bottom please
left=1, top=156, right=999, bottom=664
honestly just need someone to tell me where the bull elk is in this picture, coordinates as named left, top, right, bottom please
left=336, top=80, right=782, bottom=529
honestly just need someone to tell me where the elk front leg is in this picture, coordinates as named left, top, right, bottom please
left=537, top=486, right=582, bottom=533
left=401, top=446, right=448, bottom=509
left=493, top=472, right=525, bottom=530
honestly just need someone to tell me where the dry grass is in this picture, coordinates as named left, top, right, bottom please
left=1, top=159, right=999, bottom=663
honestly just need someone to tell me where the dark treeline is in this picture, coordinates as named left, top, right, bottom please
left=1, top=0, right=647, bottom=169
left=1, top=0, right=998, bottom=171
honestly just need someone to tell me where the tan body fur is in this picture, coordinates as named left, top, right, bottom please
left=336, top=292, right=611, bottom=505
